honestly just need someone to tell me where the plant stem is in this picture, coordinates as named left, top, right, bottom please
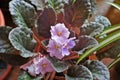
left=108, top=57, right=120, bottom=69
left=32, top=28, right=47, bottom=52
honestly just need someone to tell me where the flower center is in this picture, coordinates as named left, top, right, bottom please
left=42, top=64, right=47, bottom=68
left=55, top=45, right=59, bottom=49
left=57, top=31, right=62, bottom=36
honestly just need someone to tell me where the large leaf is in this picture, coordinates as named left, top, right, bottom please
left=0, top=26, right=28, bottom=66
left=9, top=0, right=37, bottom=28
left=65, top=65, right=93, bottom=80
left=37, top=8, right=56, bottom=38
left=47, top=56, right=69, bottom=72
left=64, top=0, right=96, bottom=28
left=73, top=35, right=98, bottom=53
left=0, top=26, right=15, bottom=53
left=80, top=22, right=104, bottom=37
left=9, top=27, right=36, bottom=58
left=84, top=60, right=110, bottom=80
left=97, top=39, right=120, bottom=59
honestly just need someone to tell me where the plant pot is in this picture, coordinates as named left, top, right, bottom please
left=0, top=9, right=5, bottom=26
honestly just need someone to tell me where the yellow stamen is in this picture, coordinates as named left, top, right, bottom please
left=42, top=64, right=47, bottom=68
left=57, top=32, right=62, bottom=36
left=55, top=45, right=59, bottom=49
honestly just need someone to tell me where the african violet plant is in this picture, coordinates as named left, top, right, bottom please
left=1, top=0, right=120, bottom=80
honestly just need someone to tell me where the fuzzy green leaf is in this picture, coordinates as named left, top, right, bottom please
left=0, top=26, right=15, bottom=53
left=18, top=72, right=31, bottom=80
left=18, top=71, right=42, bottom=80
left=84, top=60, right=110, bottom=80
left=80, top=22, right=104, bottom=37
left=65, top=65, right=93, bottom=80
left=9, top=27, right=36, bottom=58
left=47, top=56, right=69, bottom=72
left=45, top=0, right=69, bottom=13
left=73, top=35, right=98, bottom=53
left=94, top=15, right=111, bottom=28
left=9, top=0, right=37, bottom=28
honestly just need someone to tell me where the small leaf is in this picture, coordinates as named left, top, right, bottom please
left=84, top=60, right=110, bottom=80
left=80, top=22, right=104, bottom=37
left=45, top=0, right=69, bottom=13
left=47, top=56, right=69, bottom=72
left=94, top=15, right=111, bottom=28
left=30, top=0, right=45, bottom=10
left=64, top=0, right=96, bottom=28
left=65, top=65, right=93, bottom=80
left=9, top=0, right=37, bottom=28
left=73, top=35, right=98, bottom=53
left=37, top=8, right=56, bottom=38
left=9, top=27, right=36, bottom=58
left=0, top=26, right=15, bottom=53
left=18, top=72, right=31, bottom=80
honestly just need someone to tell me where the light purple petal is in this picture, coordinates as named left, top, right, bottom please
left=50, top=23, right=70, bottom=38
left=67, top=37, right=76, bottom=48
left=62, top=48, right=70, bottom=56
left=47, top=39, right=64, bottom=59
left=27, top=64, right=36, bottom=76
left=33, top=56, right=54, bottom=75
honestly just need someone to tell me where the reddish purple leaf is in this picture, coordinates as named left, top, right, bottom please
left=64, top=0, right=90, bottom=28
left=37, top=8, right=56, bottom=38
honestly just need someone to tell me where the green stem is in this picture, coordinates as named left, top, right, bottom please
left=108, top=57, right=120, bottom=69
left=106, top=2, right=120, bottom=10
left=77, top=30, right=120, bottom=64
left=97, top=24, right=120, bottom=37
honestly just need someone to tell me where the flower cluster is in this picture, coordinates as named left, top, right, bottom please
left=47, top=23, right=76, bottom=59
left=22, top=23, right=76, bottom=75
left=21, top=55, right=54, bottom=76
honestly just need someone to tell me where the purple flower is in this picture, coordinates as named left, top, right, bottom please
left=62, top=37, right=76, bottom=56
left=33, top=56, right=54, bottom=75
left=47, top=39, right=63, bottom=59
left=50, top=23, right=70, bottom=39
left=47, top=37, right=76, bottom=59
left=47, top=23, right=76, bottom=59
